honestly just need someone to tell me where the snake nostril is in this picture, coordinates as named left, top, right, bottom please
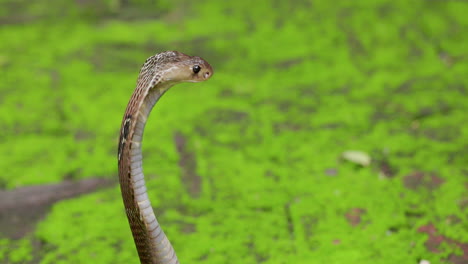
left=204, top=72, right=210, bottom=79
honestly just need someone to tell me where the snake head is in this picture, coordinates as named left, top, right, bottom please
left=155, top=51, right=213, bottom=83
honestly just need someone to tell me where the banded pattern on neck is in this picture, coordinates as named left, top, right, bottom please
left=117, top=51, right=213, bottom=264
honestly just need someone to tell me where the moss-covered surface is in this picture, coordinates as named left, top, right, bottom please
left=1, top=0, right=467, bottom=263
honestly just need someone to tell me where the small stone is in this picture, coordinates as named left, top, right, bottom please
left=341, top=150, right=371, bottom=166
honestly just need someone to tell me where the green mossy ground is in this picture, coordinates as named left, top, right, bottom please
left=0, top=0, right=467, bottom=263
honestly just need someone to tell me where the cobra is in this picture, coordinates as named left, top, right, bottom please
left=117, top=51, right=213, bottom=264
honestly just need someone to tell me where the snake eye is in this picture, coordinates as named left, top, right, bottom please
left=192, top=65, right=201, bottom=74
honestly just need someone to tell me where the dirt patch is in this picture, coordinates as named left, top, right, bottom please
left=174, top=131, right=202, bottom=198
left=345, top=208, right=366, bottom=227
left=0, top=178, right=114, bottom=239
left=418, top=223, right=468, bottom=264
left=403, top=171, right=445, bottom=191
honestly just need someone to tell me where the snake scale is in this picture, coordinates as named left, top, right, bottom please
left=117, top=51, right=213, bottom=264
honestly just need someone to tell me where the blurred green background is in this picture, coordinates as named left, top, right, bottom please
left=0, top=0, right=467, bottom=263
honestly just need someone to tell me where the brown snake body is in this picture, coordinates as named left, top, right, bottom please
left=117, top=51, right=213, bottom=264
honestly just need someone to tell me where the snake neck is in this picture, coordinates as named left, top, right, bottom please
left=119, top=84, right=180, bottom=264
